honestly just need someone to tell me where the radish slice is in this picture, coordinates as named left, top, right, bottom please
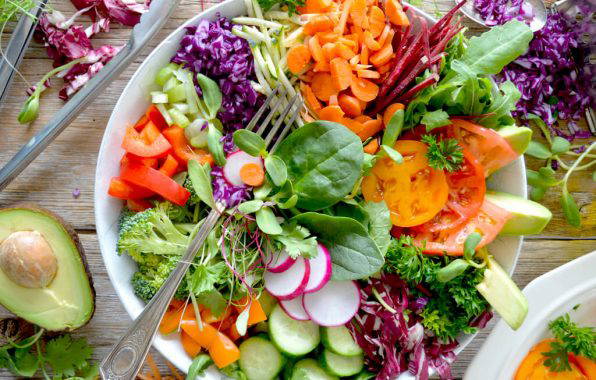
left=303, top=281, right=360, bottom=327
left=265, top=250, right=296, bottom=273
left=264, top=257, right=310, bottom=300
left=223, top=150, right=263, bottom=186
left=304, top=244, right=332, bottom=294
left=280, top=296, right=310, bottom=321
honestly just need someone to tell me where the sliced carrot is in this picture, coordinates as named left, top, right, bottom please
left=287, top=44, right=312, bottom=74
left=383, top=102, right=405, bottom=126
left=298, top=0, right=333, bottom=14
left=349, top=0, right=367, bottom=27
left=341, top=117, right=365, bottom=134
left=308, top=35, right=325, bottom=62
left=329, top=94, right=339, bottom=105
left=208, top=332, right=240, bottom=369
left=181, top=321, right=218, bottom=348
left=336, top=43, right=356, bottom=60
left=302, top=83, right=323, bottom=111
left=369, top=43, right=393, bottom=66
left=342, top=33, right=360, bottom=52
left=338, top=93, right=363, bottom=116
left=349, top=54, right=360, bottom=66
left=364, top=30, right=381, bottom=50
left=351, top=76, right=379, bottom=102
left=334, top=0, right=353, bottom=35
left=304, top=15, right=335, bottom=35
left=318, top=105, right=345, bottom=122
left=330, top=57, right=352, bottom=91
left=355, top=115, right=373, bottom=123
left=364, top=138, right=379, bottom=154
left=235, top=297, right=267, bottom=326
left=313, top=60, right=330, bottom=72
left=322, top=42, right=338, bottom=61
left=158, top=154, right=179, bottom=177
left=377, top=24, right=392, bottom=48
left=378, top=62, right=392, bottom=75
left=368, top=5, right=386, bottom=38
left=239, top=163, right=265, bottom=187
left=338, top=37, right=357, bottom=48
left=357, top=69, right=381, bottom=79
left=181, top=331, right=201, bottom=357
left=201, top=306, right=232, bottom=324
left=385, top=0, right=410, bottom=26
left=360, top=44, right=369, bottom=65
left=357, top=116, right=383, bottom=140
left=311, top=72, right=338, bottom=101
left=317, top=31, right=340, bottom=44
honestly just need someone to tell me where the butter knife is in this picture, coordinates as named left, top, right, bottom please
left=0, top=0, right=181, bottom=191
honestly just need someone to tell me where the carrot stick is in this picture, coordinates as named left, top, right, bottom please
left=334, top=0, right=353, bottom=35
left=360, top=44, right=369, bottom=65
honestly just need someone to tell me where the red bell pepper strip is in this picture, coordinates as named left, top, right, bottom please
left=162, top=126, right=214, bottom=166
left=158, top=154, right=179, bottom=177
left=121, top=126, right=171, bottom=158
left=120, top=161, right=190, bottom=206
left=108, top=177, right=154, bottom=199
left=146, top=104, right=169, bottom=130
left=120, top=153, right=158, bottom=169
left=126, top=199, right=154, bottom=212
left=134, top=114, right=149, bottom=131
left=140, top=121, right=162, bottom=144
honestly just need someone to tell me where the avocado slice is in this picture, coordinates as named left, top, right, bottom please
left=476, top=255, right=528, bottom=330
left=497, top=125, right=532, bottom=155
left=486, top=191, right=552, bottom=235
left=0, top=204, right=95, bottom=331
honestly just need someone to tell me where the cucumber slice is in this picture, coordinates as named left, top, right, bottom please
left=239, top=337, right=284, bottom=380
left=321, top=326, right=362, bottom=356
left=290, top=359, right=338, bottom=380
left=269, top=304, right=320, bottom=356
left=320, top=349, right=364, bottom=377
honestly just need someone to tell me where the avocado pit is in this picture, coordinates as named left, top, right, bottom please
left=0, top=230, right=58, bottom=289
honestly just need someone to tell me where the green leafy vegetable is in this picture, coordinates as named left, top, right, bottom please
left=421, top=134, right=464, bottom=172
left=256, top=206, right=282, bottom=235
left=275, top=121, right=363, bottom=211
left=238, top=199, right=264, bottom=214
left=421, top=110, right=451, bottom=131
left=360, top=201, right=392, bottom=255
left=292, top=212, right=383, bottom=280
left=380, top=145, right=403, bottom=164
left=526, top=141, right=552, bottom=159
left=381, top=109, right=404, bottom=147
left=478, top=80, right=520, bottom=128
left=437, top=259, right=469, bottom=283
left=463, top=232, right=483, bottom=261
left=196, top=73, right=222, bottom=119
left=542, top=313, right=596, bottom=372
left=233, top=129, right=266, bottom=157
left=187, top=354, right=214, bottom=380
left=272, top=222, right=318, bottom=259
left=207, top=122, right=226, bottom=166
left=188, top=160, right=215, bottom=209
left=256, top=0, right=305, bottom=14
left=264, top=155, right=288, bottom=187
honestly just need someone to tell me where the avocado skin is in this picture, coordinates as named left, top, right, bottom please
left=0, top=203, right=96, bottom=332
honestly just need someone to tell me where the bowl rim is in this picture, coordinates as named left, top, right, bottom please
left=94, top=0, right=526, bottom=374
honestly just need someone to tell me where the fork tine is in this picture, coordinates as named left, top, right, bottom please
left=264, top=93, right=301, bottom=149
left=270, top=100, right=302, bottom=153
left=246, top=85, right=281, bottom=131
left=256, top=94, right=286, bottom=136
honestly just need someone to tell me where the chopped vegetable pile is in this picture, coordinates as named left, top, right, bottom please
left=101, top=0, right=575, bottom=378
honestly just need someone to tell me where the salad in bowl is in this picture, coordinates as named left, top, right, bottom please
left=95, top=0, right=553, bottom=378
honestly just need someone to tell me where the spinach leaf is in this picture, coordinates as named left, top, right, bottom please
left=187, top=160, right=215, bottom=208
left=361, top=201, right=392, bottom=255
left=275, top=121, right=363, bottom=210
left=460, top=20, right=533, bottom=76
left=291, top=212, right=384, bottom=280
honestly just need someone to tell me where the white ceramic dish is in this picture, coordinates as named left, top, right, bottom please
left=465, top=250, right=596, bottom=380
left=94, top=0, right=527, bottom=374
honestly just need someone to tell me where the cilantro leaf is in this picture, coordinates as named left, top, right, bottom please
left=422, top=134, right=464, bottom=172
left=257, top=0, right=304, bottom=14
left=421, top=110, right=451, bottom=131
left=45, top=335, right=93, bottom=377
left=543, top=313, right=596, bottom=372
left=273, top=222, right=318, bottom=259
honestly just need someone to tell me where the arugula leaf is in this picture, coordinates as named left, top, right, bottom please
left=543, top=313, right=596, bottom=372
left=421, top=109, right=451, bottom=131
left=421, top=134, right=464, bottom=172
left=196, top=289, right=228, bottom=317
left=273, top=222, right=318, bottom=259
left=45, top=335, right=93, bottom=377
left=478, top=80, right=521, bottom=128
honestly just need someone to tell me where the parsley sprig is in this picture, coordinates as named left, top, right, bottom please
left=421, top=134, right=464, bottom=172
left=542, top=313, right=596, bottom=372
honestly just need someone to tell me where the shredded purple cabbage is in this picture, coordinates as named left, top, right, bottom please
left=348, top=274, right=459, bottom=380
left=473, top=0, right=534, bottom=26
left=172, top=17, right=263, bottom=133
left=211, top=166, right=251, bottom=208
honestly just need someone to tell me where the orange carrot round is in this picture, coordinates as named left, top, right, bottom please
left=385, top=0, right=409, bottom=26
left=349, top=0, right=367, bottom=27
left=357, top=116, right=383, bottom=140
left=368, top=6, right=386, bottom=38
left=311, top=72, right=338, bottom=101
left=318, top=105, right=345, bottom=122
left=383, top=102, right=405, bottom=126
left=330, top=57, right=352, bottom=91
left=338, top=93, right=363, bottom=116
left=341, top=117, right=365, bottom=134
left=370, top=43, right=393, bottom=66
left=304, top=15, right=335, bottom=35
left=351, top=76, right=379, bottom=102
left=287, top=44, right=312, bottom=74
left=239, top=163, right=265, bottom=187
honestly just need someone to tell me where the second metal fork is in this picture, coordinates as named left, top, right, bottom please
left=99, top=86, right=302, bottom=379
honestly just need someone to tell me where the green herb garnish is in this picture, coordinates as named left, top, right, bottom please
left=542, top=313, right=596, bottom=372
left=422, top=134, right=464, bottom=172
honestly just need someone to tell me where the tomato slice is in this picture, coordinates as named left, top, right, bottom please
left=412, top=148, right=486, bottom=233
left=362, top=140, right=449, bottom=227
left=450, top=119, right=518, bottom=177
left=410, top=198, right=511, bottom=255
left=162, top=126, right=214, bottom=166
left=120, top=161, right=190, bottom=206
left=121, top=125, right=172, bottom=158
left=108, top=177, right=154, bottom=200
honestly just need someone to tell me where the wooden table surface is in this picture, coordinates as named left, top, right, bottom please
left=0, top=0, right=594, bottom=378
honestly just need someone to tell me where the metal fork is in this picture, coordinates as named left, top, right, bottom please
left=99, top=86, right=302, bottom=380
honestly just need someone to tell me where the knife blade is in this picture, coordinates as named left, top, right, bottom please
left=0, top=0, right=181, bottom=191
left=0, top=0, right=49, bottom=105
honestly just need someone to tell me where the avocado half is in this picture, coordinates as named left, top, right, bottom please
left=0, top=204, right=95, bottom=332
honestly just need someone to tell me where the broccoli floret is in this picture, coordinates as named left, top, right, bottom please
left=184, top=176, right=201, bottom=206
left=117, top=203, right=189, bottom=260
left=131, top=256, right=189, bottom=302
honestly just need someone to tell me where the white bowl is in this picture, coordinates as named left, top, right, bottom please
left=94, top=0, right=527, bottom=374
